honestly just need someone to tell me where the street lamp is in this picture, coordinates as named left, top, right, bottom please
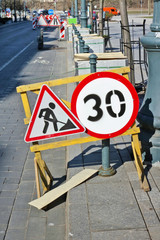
left=137, top=0, right=160, bottom=164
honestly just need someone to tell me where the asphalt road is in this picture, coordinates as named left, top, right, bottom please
left=0, top=21, right=61, bottom=93
left=0, top=21, right=36, bottom=87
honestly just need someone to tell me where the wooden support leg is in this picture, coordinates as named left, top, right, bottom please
left=132, top=134, right=150, bottom=192
left=34, top=158, right=41, bottom=198
left=34, top=151, right=53, bottom=197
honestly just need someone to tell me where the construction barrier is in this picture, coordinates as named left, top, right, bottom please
left=60, top=20, right=67, bottom=40
left=32, top=17, right=37, bottom=30
left=16, top=66, right=150, bottom=198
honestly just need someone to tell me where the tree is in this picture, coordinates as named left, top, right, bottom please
left=99, top=0, right=104, bottom=36
left=119, top=0, right=135, bottom=85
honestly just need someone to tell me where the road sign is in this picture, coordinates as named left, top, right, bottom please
left=37, top=14, right=48, bottom=26
left=71, top=72, right=139, bottom=139
left=49, top=14, right=61, bottom=26
left=48, top=9, right=54, bottom=15
left=25, top=85, right=85, bottom=142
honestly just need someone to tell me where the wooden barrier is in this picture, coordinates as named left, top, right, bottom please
left=16, top=66, right=150, bottom=197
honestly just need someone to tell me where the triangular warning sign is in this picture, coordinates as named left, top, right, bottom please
left=37, top=14, right=48, bottom=26
left=49, top=14, right=61, bottom=26
left=25, top=85, right=85, bottom=143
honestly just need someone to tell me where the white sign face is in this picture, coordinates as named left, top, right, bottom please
left=49, top=15, right=61, bottom=26
left=71, top=72, right=139, bottom=138
left=25, top=85, right=85, bottom=142
left=37, top=14, right=48, bottom=26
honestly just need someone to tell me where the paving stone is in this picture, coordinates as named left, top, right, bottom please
left=5, top=229, right=26, bottom=240
left=0, top=197, right=15, bottom=208
left=91, top=229, right=150, bottom=240
left=68, top=203, right=91, bottom=239
left=8, top=210, right=29, bottom=229
left=47, top=205, right=66, bottom=226
left=68, top=183, right=87, bottom=204
left=89, top=202, right=145, bottom=231
left=0, top=210, right=12, bottom=225
left=21, top=169, right=35, bottom=181
left=0, top=190, right=17, bottom=198
left=2, top=183, right=19, bottom=191
left=18, top=181, right=35, bottom=194
left=138, top=200, right=160, bottom=227
left=148, top=226, right=160, bottom=240
left=25, top=217, right=46, bottom=240
left=13, top=193, right=33, bottom=210
left=0, top=230, right=5, bottom=240
left=46, top=225, right=65, bottom=240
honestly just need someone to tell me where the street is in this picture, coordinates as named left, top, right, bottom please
left=0, top=15, right=158, bottom=240
left=0, top=21, right=74, bottom=240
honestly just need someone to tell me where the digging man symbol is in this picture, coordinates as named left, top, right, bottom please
left=39, top=102, right=76, bottom=134
left=39, top=102, right=58, bottom=133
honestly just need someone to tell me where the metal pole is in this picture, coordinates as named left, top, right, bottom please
left=75, top=0, right=78, bottom=21
left=78, top=35, right=83, bottom=53
left=81, top=0, right=87, bottom=28
left=89, top=54, right=116, bottom=176
left=83, top=44, right=89, bottom=53
left=137, top=0, right=160, bottom=164
left=89, top=53, right=97, bottom=73
left=79, top=39, right=85, bottom=53
left=71, top=0, right=74, bottom=17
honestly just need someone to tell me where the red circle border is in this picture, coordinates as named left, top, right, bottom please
left=71, top=71, right=139, bottom=139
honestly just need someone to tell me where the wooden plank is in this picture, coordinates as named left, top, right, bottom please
left=29, top=169, right=98, bottom=209
left=34, top=158, right=41, bottom=198
left=16, top=66, right=130, bottom=93
left=30, top=126, right=140, bottom=153
left=74, top=52, right=127, bottom=61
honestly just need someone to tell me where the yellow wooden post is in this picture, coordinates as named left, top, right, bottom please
left=34, top=157, right=41, bottom=198
left=131, top=133, right=150, bottom=192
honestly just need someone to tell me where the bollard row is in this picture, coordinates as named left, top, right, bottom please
left=72, top=24, right=90, bottom=53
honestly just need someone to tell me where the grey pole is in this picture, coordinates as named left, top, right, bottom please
left=81, top=0, right=87, bottom=28
left=75, top=0, right=78, bottom=21
left=71, top=0, right=74, bottom=17
left=78, top=35, right=83, bottom=53
left=89, top=54, right=116, bottom=176
left=79, top=39, right=85, bottom=53
left=137, top=0, right=160, bottom=164
left=89, top=54, right=97, bottom=73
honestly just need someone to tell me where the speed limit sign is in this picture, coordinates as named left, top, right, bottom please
left=71, top=72, right=139, bottom=139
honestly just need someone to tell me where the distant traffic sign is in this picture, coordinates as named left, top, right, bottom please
left=37, top=14, right=48, bottom=26
left=48, top=9, right=54, bottom=15
left=71, top=72, right=139, bottom=139
left=25, top=85, right=85, bottom=142
left=49, top=14, right=61, bottom=26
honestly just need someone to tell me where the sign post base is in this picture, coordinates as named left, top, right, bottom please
left=98, top=166, right=116, bottom=177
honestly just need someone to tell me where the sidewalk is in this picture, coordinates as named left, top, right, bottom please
left=0, top=17, right=160, bottom=240
left=66, top=135, right=160, bottom=240
left=65, top=16, right=160, bottom=240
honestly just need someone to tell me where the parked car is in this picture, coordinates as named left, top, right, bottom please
left=103, top=7, right=120, bottom=16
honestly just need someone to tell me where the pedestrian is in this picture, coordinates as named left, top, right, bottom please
left=92, top=11, right=97, bottom=33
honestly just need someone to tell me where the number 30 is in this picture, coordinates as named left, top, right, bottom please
left=83, top=90, right=126, bottom=122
